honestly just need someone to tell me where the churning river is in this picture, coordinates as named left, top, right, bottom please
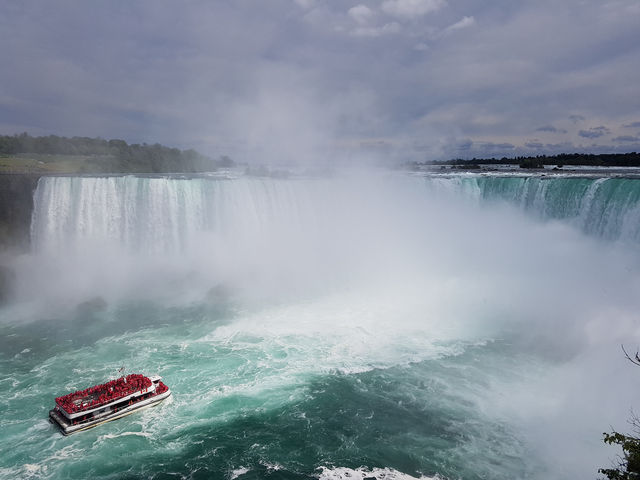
left=2, top=170, right=640, bottom=479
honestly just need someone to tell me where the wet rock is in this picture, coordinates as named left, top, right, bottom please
left=0, top=264, right=15, bottom=304
left=0, top=174, right=40, bottom=251
left=75, top=296, right=108, bottom=315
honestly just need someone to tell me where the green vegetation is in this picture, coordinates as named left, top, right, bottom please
left=518, top=158, right=545, bottom=169
left=0, top=133, right=234, bottom=174
left=414, top=152, right=640, bottom=169
left=600, top=430, right=640, bottom=479
left=599, top=348, right=640, bottom=479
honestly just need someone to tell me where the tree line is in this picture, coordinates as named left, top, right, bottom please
left=0, top=132, right=234, bottom=173
left=423, top=152, right=640, bottom=168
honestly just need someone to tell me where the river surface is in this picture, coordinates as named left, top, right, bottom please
left=1, top=170, right=640, bottom=479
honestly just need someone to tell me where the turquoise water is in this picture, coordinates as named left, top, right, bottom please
left=2, top=172, right=640, bottom=479
left=0, top=302, right=532, bottom=479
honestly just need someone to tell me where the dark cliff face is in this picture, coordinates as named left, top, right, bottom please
left=0, top=174, right=40, bottom=251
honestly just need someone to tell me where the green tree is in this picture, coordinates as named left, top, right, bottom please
left=600, top=429, right=640, bottom=479
left=599, top=347, right=640, bottom=479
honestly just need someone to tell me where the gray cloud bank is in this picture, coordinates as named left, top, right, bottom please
left=0, top=0, right=639, bottom=163
left=579, top=126, right=611, bottom=139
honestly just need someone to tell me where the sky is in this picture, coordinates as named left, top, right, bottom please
left=1, top=0, right=639, bottom=163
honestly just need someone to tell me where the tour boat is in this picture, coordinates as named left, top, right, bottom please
left=49, top=373, right=171, bottom=435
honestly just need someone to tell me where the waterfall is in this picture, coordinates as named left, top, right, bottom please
left=424, top=175, right=640, bottom=243
left=31, top=174, right=640, bottom=255
left=30, top=175, right=325, bottom=254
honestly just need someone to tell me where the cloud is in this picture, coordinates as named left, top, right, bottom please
left=454, top=138, right=473, bottom=150
left=351, top=22, right=402, bottom=37
left=612, top=135, right=640, bottom=142
left=536, top=125, right=567, bottom=134
left=623, top=121, right=640, bottom=128
left=442, top=16, right=475, bottom=35
left=479, top=141, right=515, bottom=151
left=578, top=126, right=610, bottom=139
left=293, top=0, right=315, bottom=9
left=440, top=138, right=518, bottom=159
left=348, top=5, right=374, bottom=25
left=569, top=115, right=586, bottom=124
left=381, top=0, right=446, bottom=19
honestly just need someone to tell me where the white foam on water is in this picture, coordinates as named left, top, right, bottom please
left=22, top=463, right=46, bottom=478
left=260, top=461, right=283, bottom=471
left=229, top=466, right=250, bottom=479
left=317, top=466, right=438, bottom=480
left=10, top=445, right=85, bottom=480
left=96, top=431, right=153, bottom=441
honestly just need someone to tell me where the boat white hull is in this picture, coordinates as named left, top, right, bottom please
left=50, top=389, right=172, bottom=435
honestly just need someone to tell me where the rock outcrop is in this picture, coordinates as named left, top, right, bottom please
left=0, top=174, right=40, bottom=251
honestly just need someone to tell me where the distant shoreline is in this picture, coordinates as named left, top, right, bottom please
left=408, top=163, right=640, bottom=179
left=409, top=151, right=640, bottom=169
left=0, top=133, right=234, bottom=175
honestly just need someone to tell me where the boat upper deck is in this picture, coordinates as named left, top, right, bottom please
left=55, top=374, right=154, bottom=416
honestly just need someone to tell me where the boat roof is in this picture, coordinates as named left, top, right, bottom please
left=55, top=373, right=153, bottom=415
